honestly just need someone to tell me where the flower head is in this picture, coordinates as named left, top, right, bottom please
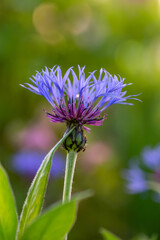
left=123, top=144, right=160, bottom=202
left=21, top=66, right=138, bottom=129
left=21, top=66, right=139, bottom=151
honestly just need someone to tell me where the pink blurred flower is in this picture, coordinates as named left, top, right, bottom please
left=11, top=117, right=57, bottom=151
left=80, top=142, right=112, bottom=170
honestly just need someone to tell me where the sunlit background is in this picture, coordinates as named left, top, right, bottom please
left=1, top=0, right=160, bottom=239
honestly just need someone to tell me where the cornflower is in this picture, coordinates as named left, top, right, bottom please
left=21, top=66, right=138, bottom=152
left=21, top=65, right=139, bottom=240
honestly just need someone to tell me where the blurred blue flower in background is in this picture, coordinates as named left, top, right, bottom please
left=142, top=145, right=160, bottom=170
left=122, top=161, right=147, bottom=194
left=123, top=144, right=160, bottom=202
left=12, top=151, right=65, bottom=178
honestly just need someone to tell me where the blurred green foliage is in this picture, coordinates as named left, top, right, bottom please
left=1, top=0, right=160, bottom=239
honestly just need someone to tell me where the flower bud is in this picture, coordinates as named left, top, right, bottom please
left=62, top=123, right=86, bottom=152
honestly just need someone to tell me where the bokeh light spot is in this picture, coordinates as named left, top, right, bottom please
left=32, top=3, right=64, bottom=45
left=63, top=3, right=92, bottom=35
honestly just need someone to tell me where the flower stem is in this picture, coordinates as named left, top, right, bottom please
left=62, top=150, right=77, bottom=240
left=63, top=150, right=77, bottom=203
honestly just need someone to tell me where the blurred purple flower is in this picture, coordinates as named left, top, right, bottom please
left=122, top=161, right=147, bottom=194
left=12, top=151, right=65, bottom=178
left=21, top=66, right=139, bottom=132
left=123, top=144, right=160, bottom=201
left=142, top=144, right=160, bottom=170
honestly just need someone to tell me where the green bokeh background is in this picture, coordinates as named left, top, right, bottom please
left=0, top=0, right=160, bottom=239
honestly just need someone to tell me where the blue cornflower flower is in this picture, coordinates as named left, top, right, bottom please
left=21, top=66, right=139, bottom=151
left=123, top=144, right=160, bottom=202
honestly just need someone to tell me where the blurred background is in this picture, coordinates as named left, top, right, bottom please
left=0, top=0, right=160, bottom=239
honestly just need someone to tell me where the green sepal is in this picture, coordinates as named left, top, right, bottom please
left=63, top=124, right=86, bottom=152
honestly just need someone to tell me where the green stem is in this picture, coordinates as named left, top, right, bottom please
left=62, top=150, right=77, bottom=240
left=63, top=150, right=77, bottom=203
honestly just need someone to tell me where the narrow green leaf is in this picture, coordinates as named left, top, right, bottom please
left=100, top=228, right=121, bottom=240
left=21, top=191, right=90, bottom=240
left=71, top=189, right=94, bottom=201
left=0, top=164, right=18, bottom=240
left=21, top=201, right=77, bottom=240
left=16, top=128, right=74, bottom=240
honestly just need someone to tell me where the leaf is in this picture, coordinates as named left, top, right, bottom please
left=21, top=201, right=76, bottom=240
left=16, top=128, right=74, bottom=240
left=0, top=163, right=18, bottom=240
left=71, top=189, right=94, bottom=201
left=21, top=191, right=91, bottom=240
left=100, top=228, right=121, bottom=240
